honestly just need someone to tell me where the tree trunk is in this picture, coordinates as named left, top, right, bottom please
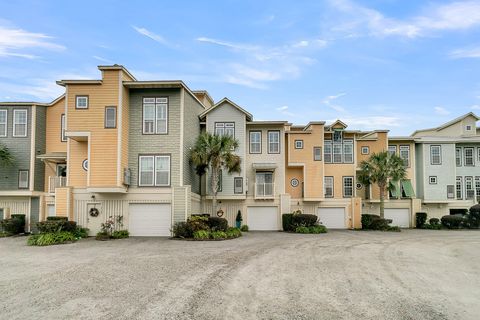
left=379, top=184, right=385, bottom=219
left=211, top=167, right=219, bottom=215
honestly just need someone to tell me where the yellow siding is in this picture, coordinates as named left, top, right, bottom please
left=45, top=96, right=66, bottom=153
left=68, top=140, right=88, bottom=187
left=324, top=164, right=355, bottom=198
left=286, top=167, right=303, bottom=198
left=44, top=163, right=56, bottom=192
left=357, top=132, right=388, bottom=200
left=55, top=187, right=70, bottom=217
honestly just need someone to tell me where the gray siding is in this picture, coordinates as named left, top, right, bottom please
left=0, top=107, right=32, bottom=190
left=128, top=89, right=182, bottom=187
left=415, top=144, right=424, bottom=199
left=182, top=92, right=203, bottom=194
left=422, top=143, right=456, bottom=201
left=30, top=197, right=39, bottom=233
left=34, top=106, right=46, bottom=191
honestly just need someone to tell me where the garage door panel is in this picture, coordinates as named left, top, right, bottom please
left=317, top=207, right=346, bottom=229
left=247, top=207, right=278, bottom=231
left=129, top=203, right=172, bottom=236
left=384, top=209, right=410, bottom=228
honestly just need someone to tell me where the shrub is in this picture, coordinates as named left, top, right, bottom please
left=207, top=217, right=228, bottom=232
left=226, top=227, right=241, bottom=238
left=295, top=226, right=310, bottom=233
left=27, top=231, right=75, bottom=246
left=424, top=223, right=442, bottom=230
left=193, top=230, right=210, bottom=240
left=37, top=220, right=76, bottom=233
left=187, top=216, right=209, bottom=233
left=361, top=214, right=379, bottom=230
left=111, top=230, right=129, bottom=239
left=46, top=216, right=68, bottom=221
left=441, top=215, right=464, bottom=229
left=416, top=212, right=427, bottom=228
left=73, top=227, right=89, bottom=239
left=466, top=204, right=480, bottom=229
left=172, top=222, right=191, bottom=238
left=96, top=232, right=110, bottom=241
left=362, top=214, right=398, bottom=231
left=282, top=214, right=294, bottom=231
left=0, top=214, right=25, bottom=235
left=309, top=225, right=327, bottom=234
left=240, top=225, right=249, bottom=232
left=291, top=214, right=318, bottom=227
left=210, top=230, right=227, bottom=240
left=429, top=218, right=440, bottom=226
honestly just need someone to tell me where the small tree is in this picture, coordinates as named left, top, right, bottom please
left=358, top=151, right=407, bottom=218
left=190, top=132, right=241, bottom=214
left=0, top=144, right=14, bottom=168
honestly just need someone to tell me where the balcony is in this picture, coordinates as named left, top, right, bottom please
left=48, top=176, right=67, bottom=194
left=255, top=183, right=275, bottom=199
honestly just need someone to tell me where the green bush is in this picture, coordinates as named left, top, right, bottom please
left=441, top=215, right=464, bottom=229
left=193, top=230, right=210, bottom=240
left=46, top=216, right=68, bottom=221
left=240, top=225, right=249, bottom=232
left=429, top=218, right=440, bottom=226
left=111, top=230, right=129, bottom=239
left=361, top=214, right=399, bottom=231
left=0, top=214, right=25, bottom=235
left=416, top=212, right=427, bottom=228
left=187, top=216, right=209, bottom=233
left=309, top=225, right=327, bottom=234
left=226, top=227, right=242, bottom=238
left=466, top=204, right=480, bottom=229
left=172, top=221, right=190, bottom=238
left=210, top=230, right=227, bottom=240
left=27, top=231, right=76, bottom=246
left=206, top=217, right=228, bottom=231
left=424, top=223, right=442, bottom=230
left=73, top=227, right=89, bottom=238
left=295, top=226, right=310, bottom=233
left=292, top=214, right=318, bottom=228
left=282, top=214, right=294, bottom=231
left=95, top=232, right=110, bottom=241
left=361, top=214, right=378, bottom=229
left=37, top=219, right=77, bottom=233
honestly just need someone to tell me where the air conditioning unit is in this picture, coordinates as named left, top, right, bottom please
left=123, top=168, right=131, bottom=186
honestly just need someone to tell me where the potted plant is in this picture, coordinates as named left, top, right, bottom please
left=235, top=210, right=242, bottom=228
left=96, top=217, right=114, bottom=241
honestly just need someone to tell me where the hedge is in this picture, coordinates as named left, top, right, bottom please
left=416, top=212, right=427, bottom=228
left=441, top=215, right=464, bottom=229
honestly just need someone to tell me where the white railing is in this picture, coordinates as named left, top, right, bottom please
left=255, top=183, right=275, bottom=198
left=48, top=176, right=67, bottom=194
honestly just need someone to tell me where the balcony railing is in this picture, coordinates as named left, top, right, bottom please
left=48, top=176, right=67, bottom=194
left=255, top=183, right=275, bottom=199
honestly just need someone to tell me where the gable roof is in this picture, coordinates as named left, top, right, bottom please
left=412, top=112, right=480, bottom=136
left=199, top=97, right=253, bottom=121
left=325, top=119, right=348, bottom=130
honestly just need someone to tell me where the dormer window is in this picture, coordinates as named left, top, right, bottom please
left=333, top=130, right=343, bottom=142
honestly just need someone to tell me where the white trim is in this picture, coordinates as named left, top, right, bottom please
left=66, top=138, right=70, bottom=186
left=29, top=106, right=36, bottom=191
left=117, top=74, right=123, bottom=186
left=0, top=109, right=7, bottom=137
left=179, top=88, right=184, bottom=186
left=75, top=96, right=88, bottom=109
left=13, top=109, right=27, bottom=137
left=87, top=135, right=91, bottom=187
left=154, top=155, right=171, bottom=186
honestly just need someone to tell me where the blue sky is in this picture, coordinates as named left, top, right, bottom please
left=0, top=0, right=479, bottom=135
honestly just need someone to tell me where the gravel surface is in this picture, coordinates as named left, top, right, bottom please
left=0, top=230, right=479, bottom=320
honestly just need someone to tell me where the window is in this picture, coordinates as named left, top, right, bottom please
left=143, top=97, right=168, bottom=134
left=256, top=172, right=274, bottom=196
left=430, top=145, right=442, bottom=165
left=343, top=140, right=353, bottom=163
left=388, top=145, right=397, bottom=156
left=466, top=125, right=472, bottom=131
left=295, top=140, right=303, bottom=149
left=215, top=122, right=235, bottom=137
left=465, top=176, right=475, bottom=200
left=268, top=131, right=280, bottom=154
left=456, top=177, right=463, bottom=200
left=105, top=107, right=116, bottom=128
left=215, top=170, right=223, bottom=192
left=447, top=185, right=455, bottom=199
left=60, top=114, right=66, bottom=142
left=18, top=170, right=29, bottom=189
left=333, top=130, right=342, bottom=142
left=324, top=176, right=334, bottom=198
left=324, top=141, right=332, bottom=163
left=456, top=148, right=462, bottom=167
left=138, top=155, right=170, bottom=186
left=249, top=131, right=261, bottom=154
left=333, top=143, right=342, bottom=163
left=234, top=177, right=243, bottom=194
left=75, top=96, right=88, bottom=109
left=464, top=147, right=474, bottom=166
left=475, top=177, right=480, bottom=199
left=478, top=148, right=480, bottom=162
left=314, top=147, right=322, bottom=161
left=399, top=145, right=410, bottom=167
left=429, top=176, right=437, bottom=184
left=13, top=109, right=27, bottom=137
left=361, top=146, right=369, bottom=155
left=343, top=176, right=354, bottom=198
left=0, top=110, right=6, bottom=137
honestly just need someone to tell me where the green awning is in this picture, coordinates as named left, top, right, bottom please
left=389, top=181, right=400, bottom=199
left=401, top=180, right=415, bottom=198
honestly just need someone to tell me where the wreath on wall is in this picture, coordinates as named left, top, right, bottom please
left=89, top=207, right=100, bottom=217
left=216, top=209, right=224, bottom=218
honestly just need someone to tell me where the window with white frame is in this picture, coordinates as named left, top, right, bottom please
left=215, top=122, right=235, bottom=137
left=430, top=145, right=442, bottom=165
left=465, top=176, right=475, bottom=200
left=399, top=145, right=410, bottom=167
left=256, top=172, right=274, bottom=196
left=143, top=97, right=168, bottom=134
left=216, top=170, right=223, bottom=192
left=18, top=170, right=29, bottom=189
left=464, top=147, right=474, bottom=166
left=333, top=130, right=342, bottom=142
left=475, top=177, right=480, bottom=199
left=249, top=131, right=261, bottom=153
left=388, top=145, right=397, bottom=156
left=61, top=114, right=66, bottom=142
left=0, top=110, right=6, bottom=137
left=268, top=131, right=280, bottom=154
left=105, top=106, right=116, bottom=128
left=343, top=176, right=354, bottom=198
left=478, top=148, right=480, bottom=162
left=324, top=141, right=332, bottom=163
left=333, top=143, right=342, bottom=163
left=343, top=140, right=353, bottom=163
left=456, top=148, right=462, bottom=167
left=456, top=176, right=463, bottom=200
left=361, top=146, right=370, bottom=155
left=324, top=176, right=334, bottom=198
left=13, top=109, right=27, bottom=137
left=295, top=140, right=303, bottom=149
left=138, top=155, right=170, bottom=186
left=429, top=176, right=437, bottom=184
left=314, top=147, right=322, bottom=161
left=447, top=185, right=455, bottom=199
left=75, top=96, right=88, bottom=109
left=234, top=177, right=243, bottom=194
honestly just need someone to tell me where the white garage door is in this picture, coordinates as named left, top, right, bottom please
left=384, top=209, right=410, bottom=228
left=129, top=203, right=172, bottom=236
left=317, top=207, right=347, bottom=229
left=247, top=207, right=278, bottom=231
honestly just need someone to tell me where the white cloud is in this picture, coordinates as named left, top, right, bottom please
left=471, top=105, right=480, bottom=110
left=332, top=116, right=402, bottom=129
left=93, top=55, right=113, bottom=63
left=0, top=24, right=65, bottom=59
left=449, top=47, right=480, bottom=59
left=276, top=105, right=295, bottom=116
left=322, top=93, right=347, bottom=113
left=434, top=106, right=451, bottom=115
left=132, top=26, right=172, bottom=47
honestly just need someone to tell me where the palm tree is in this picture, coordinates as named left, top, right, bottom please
left=190, top=132, right=241, bottom=213
left=358, top=151, right=406, bottom=218
left=0, top=144, right=14, bottom=168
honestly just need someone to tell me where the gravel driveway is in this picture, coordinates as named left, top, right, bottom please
left=0, top=230, right=479, bottom=320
